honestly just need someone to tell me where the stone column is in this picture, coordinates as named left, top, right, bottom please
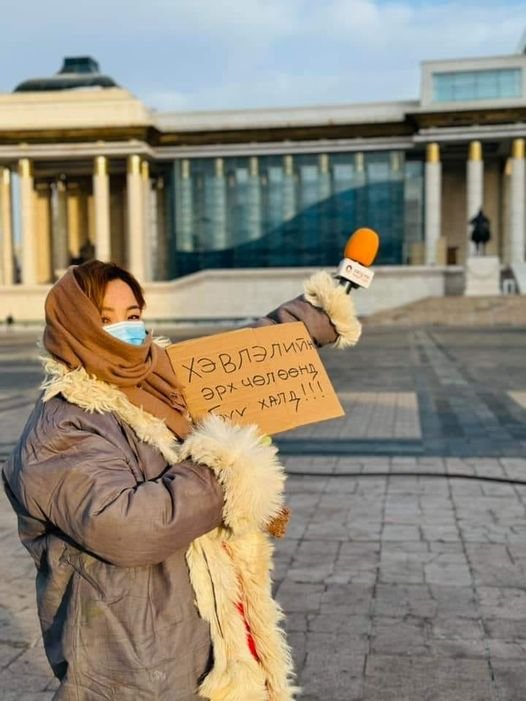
left=283, top=155, right=296, bottom=222
left=0, top=167, right=14, bottom=285
left=266, top=159, right=283, bottom=254
left=52, top=179, right=69, bottom=276
left=141, top=160, right=153, bottom=281
left=318, top=154, right=332, bottom=251
left=154, top=177, right=168, bottom=280
left=35, top=184, right=53, bottom=283
left=509, top=138, right=525, bottom=264
left=501, top=158, right=512, bottom=264
left=466, top=140, right=484, bottom=256
left=319, top=154, right=331, bottom=201
left=211, top=157, right=228, bottom=248
left=126, top=155, right=145, bottom=280
left=18, top=158, right=37, bottom=285
left=176, top=159, right=193, bottom=253
left=333, top=157, right=353, bottom=197
left=93, top=156, right=111, bottom=262
left=247, top=156, right=261, bottom=242
left=424, top=143, right=441, bottom=265
left=390, top=152, right=410, bottom=264
left=354, top=152, right=367, bottom=223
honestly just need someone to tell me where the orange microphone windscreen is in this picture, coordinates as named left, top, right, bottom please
left=343, top=227, right=380, bottom=267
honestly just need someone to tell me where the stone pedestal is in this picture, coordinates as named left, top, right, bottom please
left=436, top=236, right=447, bottom=266
left=510, top=263, right=526, bottom=294
left=464, top=256, right=500, bottom=296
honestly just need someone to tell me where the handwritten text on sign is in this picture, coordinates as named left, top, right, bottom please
left=166, top=322, right=344, bottom=436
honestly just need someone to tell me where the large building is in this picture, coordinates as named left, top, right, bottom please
left=0, top=45, right=525, bottom=319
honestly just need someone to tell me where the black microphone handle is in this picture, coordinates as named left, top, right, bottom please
left=337, top=277, right=359, bottom=295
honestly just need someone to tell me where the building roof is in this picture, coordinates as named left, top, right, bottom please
left=154, top=101, right=418, bottom=133
left=13, top=56, right=118, bottom=92
left=0, top=49, right=525, bottom=159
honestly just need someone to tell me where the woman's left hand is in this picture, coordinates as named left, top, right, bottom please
left=265, top=505, right=291, bottom=538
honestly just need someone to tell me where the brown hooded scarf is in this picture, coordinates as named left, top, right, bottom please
left=42, top=267, right=191, bottom=439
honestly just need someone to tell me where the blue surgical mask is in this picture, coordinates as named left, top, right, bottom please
left=103, top=320, right=147, bottom=346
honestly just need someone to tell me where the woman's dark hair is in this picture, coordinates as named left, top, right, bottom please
left=73, top=260, right=146, bottom=312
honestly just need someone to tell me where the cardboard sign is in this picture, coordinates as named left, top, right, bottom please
left=166, top=322, right=344, bottom=436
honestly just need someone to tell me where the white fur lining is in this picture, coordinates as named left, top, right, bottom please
left=181, top=419, right=297, bottom=699
left=39, top=358, right=298, bottom=701
left=180, top=414, right=285, bottom=533
left=303, top=270, right=362, bottom=348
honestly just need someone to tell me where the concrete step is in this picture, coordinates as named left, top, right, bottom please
left=364, top=295, right=526, bottom=327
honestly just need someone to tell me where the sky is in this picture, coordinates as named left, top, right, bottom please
left=0, top=0, right=524, bottom=113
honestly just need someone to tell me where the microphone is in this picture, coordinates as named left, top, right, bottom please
left=336, top=227, right=380, bottom=293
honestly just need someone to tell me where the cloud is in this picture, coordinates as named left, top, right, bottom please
left=145, top=89, right=193, bottom=112
left=308, top=1, right=520, bottom=57
left=0, top=0, right=300, bottom=43
left=0, top=0, right=523, bottom=109
left=143, top=0, right=523, bottom=108
left=144, top=72, right=350, bottom=112
left=164, top=0, right=301, bottom=39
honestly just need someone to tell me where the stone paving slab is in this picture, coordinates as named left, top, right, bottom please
left=3, top=461, right=526, bottom=698
left=284, top=392, right=422, bottom=440
left=1, top=329, right=526, bottom=698
left=2, top=328, right=526, bottom=458
left=275, top=463, right=526, bottom=699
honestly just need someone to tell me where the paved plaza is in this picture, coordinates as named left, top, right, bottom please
left=1, top=325, right=526, bottom=699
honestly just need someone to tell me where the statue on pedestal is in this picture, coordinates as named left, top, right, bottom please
left=470, top=209, right=491, bottom=255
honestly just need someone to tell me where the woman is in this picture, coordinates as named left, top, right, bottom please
left=2, top=260, right=361, bottom=701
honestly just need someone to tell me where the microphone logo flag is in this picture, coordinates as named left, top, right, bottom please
left=336, top=258, right=374, bottom=289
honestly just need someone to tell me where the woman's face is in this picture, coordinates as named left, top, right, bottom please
left=100, top=279, right=142, bottom=325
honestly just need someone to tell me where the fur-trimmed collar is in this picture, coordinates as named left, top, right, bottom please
left=40, top=356, right=182, bottom=465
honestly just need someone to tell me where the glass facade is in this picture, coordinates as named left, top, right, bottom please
left=172, top=151, right=423, bottom=276
left=432, top=68, right=522, bottom=102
